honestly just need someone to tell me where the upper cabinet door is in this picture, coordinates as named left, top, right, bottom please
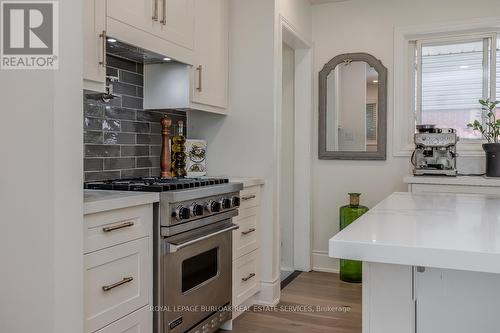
left=191, top=0, right=229, bottom=112
left=83, top=0, right=107, bottom=92
left=159, top=0, right=194, bottom=50
left=106, top=0, right=159, bottom=36
left=106, top=0, right=194, bottom=51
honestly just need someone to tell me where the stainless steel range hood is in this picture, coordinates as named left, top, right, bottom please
left=107, top=38, right=192, bottom=110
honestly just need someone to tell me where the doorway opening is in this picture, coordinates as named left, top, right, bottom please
left=277, top=19, right=313, bottom=282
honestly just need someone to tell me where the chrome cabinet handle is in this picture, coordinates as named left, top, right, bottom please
left=196, top=65, right=202, bottom=92
left=102, top=221, right=134, bottom=232
left=102, top=277, right=133, bottom=292
left=241, top=228, right=256, bottom=235
left=241, top=273, right=256, bottom=282
left=98, top=30, right=107, bottom=67
left=160, top=0, right=166, bottom=25
left=241, top=195, right=256, bottom=201
left=152, top=0, right=159, bottom=21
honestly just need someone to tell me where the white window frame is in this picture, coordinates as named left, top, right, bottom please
left=393, top=18, right=500, bottom=157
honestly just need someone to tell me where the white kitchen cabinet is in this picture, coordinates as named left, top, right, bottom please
left=94, top=306, right=152, bottom=333
left=83, top=0, right=107, bottom=92
left=84, top=238, right=150, bottom=333
left=230, top=183, right=262, bottom=320
left=84, top=200, right=154, bottom=333
left=405, top=175, right=500, bottom=195
left=106, top=0, right=194, bottom=64
left=415, top=267, right=500, bottom=333
left=191, top=0, right=229, bottom=113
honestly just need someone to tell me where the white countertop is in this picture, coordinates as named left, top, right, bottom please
left=329, top=192, right=500, bottom=274
left=404, top=175, right=500, bottom=187
left=228, top=177, right=265, bottom=187
left=84, top=190, right=159, bottom=215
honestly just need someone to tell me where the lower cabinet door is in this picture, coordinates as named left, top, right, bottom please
left=233, top=249, right=260, bottom=307
left=84, top=238, right=151, bottom=333
left=94, top=305, right=152, bottom=333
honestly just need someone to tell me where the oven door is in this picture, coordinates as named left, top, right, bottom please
left=161, top=220, right=238, bottom=333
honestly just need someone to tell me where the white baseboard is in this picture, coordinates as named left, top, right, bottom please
left=312, top=250, right=339, bottom=273
left=254, top=279, right=280, bottom=306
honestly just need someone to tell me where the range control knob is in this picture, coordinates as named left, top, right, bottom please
left=175, top=206, right=191, bottom=221
left=231, top=196, right=241, bottom=207
left=207, top=200, right=221, bottom=213
left=190, top=204, right=204, bottom=217
left=220, top=198, right=232, bottom=209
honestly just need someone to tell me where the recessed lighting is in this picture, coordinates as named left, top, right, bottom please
left=459, top=65, right=470, bottom=69
left=373, top=80, right=378, bottom=83
left=163, top=57, right=172, bottom=62
left=107, top=38, right=117, bottom=43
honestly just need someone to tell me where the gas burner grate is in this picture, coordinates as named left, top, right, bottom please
left=84, top=177, right=229, bottom=192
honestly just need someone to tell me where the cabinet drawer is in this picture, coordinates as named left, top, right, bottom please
left=232, top=206, right=259, bottom=260
left=239, top=186, right=260, bottom=210
left=94, top=305, right=152, bottom=333
left=84, top=204, right=152, bottom=254
left=85, top=238, right=151, bottom=333
left=411, top=183, right=500, bottom=195
left=233, top=250, right=260, bottom=307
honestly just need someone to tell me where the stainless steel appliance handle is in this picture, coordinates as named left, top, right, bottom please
left=160, top=0, right=166, bottom=25
left=241, top=228, right=256, bottom=235
left=241, top=194, right=256, bottom=201
left=98, top=30, right=107, bottom=67
left=102, top=221, right=134, bottom=232
left=152, top=0, right=159, bottom=21
left=166, top=224, right=239, bottom=253
left=102, top=277, right=133, bottom=292
left=241, top=273, right=255, bottom=282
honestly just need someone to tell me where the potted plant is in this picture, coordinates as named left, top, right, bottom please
left=467, top=99, right=500, bottom=177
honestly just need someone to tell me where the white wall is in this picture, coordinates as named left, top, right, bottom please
left=188, top=0, right=312, bottom=303
left=311, top=0, right=500, bottom=272
left=0, top=1, right=83, bottom=332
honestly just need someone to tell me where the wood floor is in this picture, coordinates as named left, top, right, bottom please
left=227, top=271, right=362, bottom=333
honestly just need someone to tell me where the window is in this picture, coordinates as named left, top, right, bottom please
left=413, top=33, right=499, bottom=140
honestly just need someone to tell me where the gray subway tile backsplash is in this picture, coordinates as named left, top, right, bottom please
left=84, top=53, right=187, bottom=181
left=121, top=145, right=150, bottom=157
left=121, top=120, right=150, bottom=133
left=85, top=145, right=121, bottom=158
left=103, top=157, right=136, bottom=170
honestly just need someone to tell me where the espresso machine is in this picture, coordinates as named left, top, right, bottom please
left=412, top=125, right=459, bottom=176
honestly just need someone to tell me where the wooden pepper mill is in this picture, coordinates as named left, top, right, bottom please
left=160, top=116, right=172, bottom=178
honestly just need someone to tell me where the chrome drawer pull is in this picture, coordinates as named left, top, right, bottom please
left=241, top=228, right=256, bottom=235
left=102, top=221, right=135, bottom=232
left=241, top=195, right=256, bottom=201
left=241, top=273, right=256, bottom=282
left=102, top=277, right=133, bottom=292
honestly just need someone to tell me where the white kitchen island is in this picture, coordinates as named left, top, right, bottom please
left=329, top=192, right=500, bottom=333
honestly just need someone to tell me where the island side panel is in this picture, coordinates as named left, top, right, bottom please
left=415, top=267, right=500, bottom=333
left=363, top=262, right=414, bottom=333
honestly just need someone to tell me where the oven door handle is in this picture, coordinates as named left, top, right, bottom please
left=165, top=224, right=239, bottom=253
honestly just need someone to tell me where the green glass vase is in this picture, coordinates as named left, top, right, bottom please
left=339, top=193, right=368, bottom=283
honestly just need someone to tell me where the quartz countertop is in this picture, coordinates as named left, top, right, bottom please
left=228, top=177, right=265, bottom=187
left=329, top=192, right=500, bottom=274
left=404, top=175, right=500, bottom=187
left=84, top=190, right=159, bottom=215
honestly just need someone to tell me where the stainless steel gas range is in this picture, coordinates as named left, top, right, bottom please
left=85, top=178, right=243, bottom=333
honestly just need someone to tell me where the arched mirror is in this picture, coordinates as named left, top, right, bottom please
left=318, top=53, right=387, bottom=160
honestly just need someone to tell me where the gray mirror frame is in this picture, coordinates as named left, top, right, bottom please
left=318, top=52, right=387, bottom=160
